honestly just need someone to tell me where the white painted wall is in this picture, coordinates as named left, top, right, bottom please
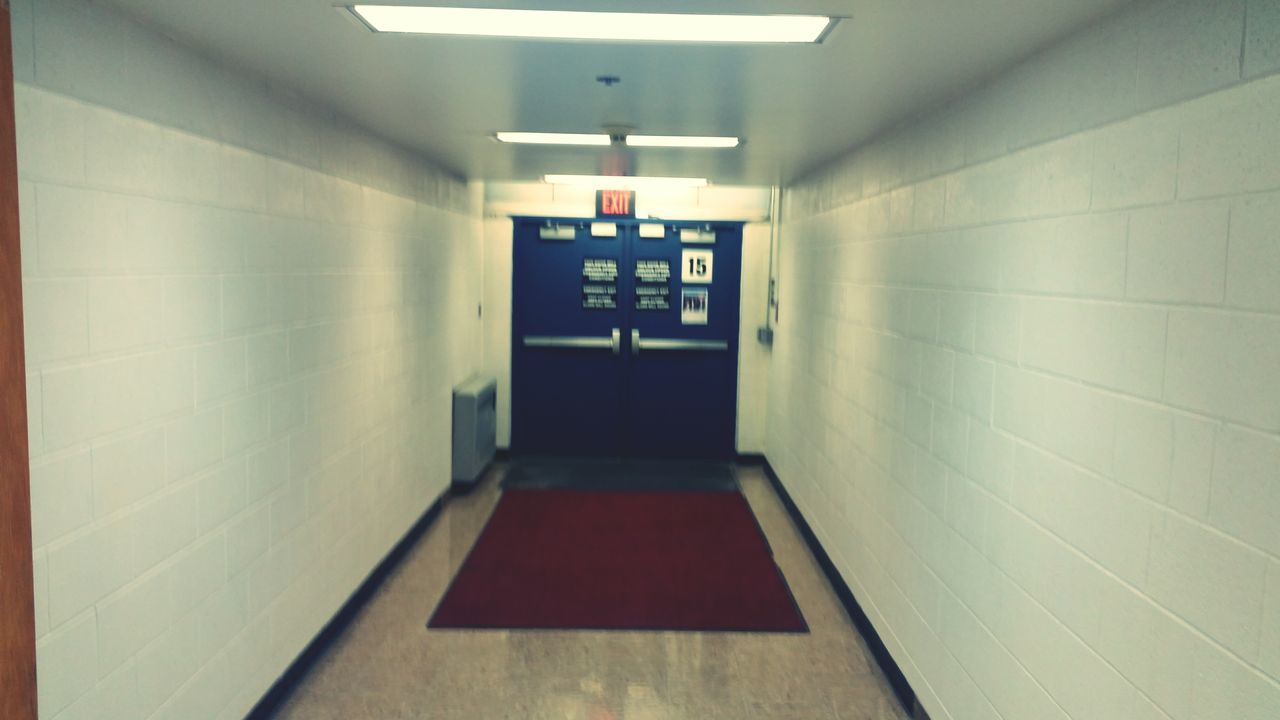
left=14, top=1, right=482, bottom=719
left=480, top=201, right=773, bottom=454
left=770, top=1, right=1280, bottom=719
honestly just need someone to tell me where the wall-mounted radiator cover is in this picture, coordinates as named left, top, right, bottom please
left=452, top=375, right=497, bottom=486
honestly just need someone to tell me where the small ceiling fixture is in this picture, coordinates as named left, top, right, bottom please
left=544, top=175, right=709, bottom=190
left=497, top=132, right=739, bottom=149
left=348, top=6, right=837, bottom=44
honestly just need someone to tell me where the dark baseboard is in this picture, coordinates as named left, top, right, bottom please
left=735, top=452, right=766, bottom=466
left=761, top=460, right=919, bottom=717
left=245, top=490, right=448, bottom=720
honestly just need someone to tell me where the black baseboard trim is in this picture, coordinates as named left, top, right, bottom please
left=245, top=490, right=449, bottom=720
left=761, top=460, right=919, bottom=716
left=735, top=452, right=766, bottom=466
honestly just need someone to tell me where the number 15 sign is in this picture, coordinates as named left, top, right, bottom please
left=681, top=249, right=713, bottom=284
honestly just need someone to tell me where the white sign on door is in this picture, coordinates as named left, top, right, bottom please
left=681, top=249, right=713, bottom=284
left=681, top=288, right=708, bottom=325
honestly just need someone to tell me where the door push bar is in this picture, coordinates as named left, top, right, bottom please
left=630, top=329, right=729, bottom=355
left=523, top=328, right=622, bottom=355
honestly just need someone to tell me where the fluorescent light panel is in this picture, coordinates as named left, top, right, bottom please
left=495, top=132, right=609, bottom=146
left=627, top=135, right=739, bottom=148
left=544, top=175, right=708, bottom=190
left=350, top=6, right=834, bottom=44
left=498, top=132, right=739, bottom=148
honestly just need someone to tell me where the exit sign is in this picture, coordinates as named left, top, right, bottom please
left=596, top=189, right=636, bottom=218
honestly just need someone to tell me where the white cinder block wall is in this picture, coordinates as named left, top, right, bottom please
left=15, top=1, right=482, bottom=719
left=770, top=1, right=1280, bottom=719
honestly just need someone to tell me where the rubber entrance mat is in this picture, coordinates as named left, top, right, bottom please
left=428, top=487, right=807, bottom=632
left=501, top=457, right=738, bottom=492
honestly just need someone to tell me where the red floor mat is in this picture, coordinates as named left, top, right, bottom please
left=428, top=489, right=808, bottom=632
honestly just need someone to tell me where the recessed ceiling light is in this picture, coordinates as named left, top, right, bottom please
left=495, top=132, right=611, bottom=146
left=626, top=135, right=740, bottom=149
left=544, top=175, right=708, bottom=190
left=349, top=6, right=836, bottom=44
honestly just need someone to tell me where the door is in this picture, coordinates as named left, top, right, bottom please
left=627, top=223, right=741, bottom=457
left=510, top=218, right=741, bottom=459
left=511, top=219, right=627, bottom=455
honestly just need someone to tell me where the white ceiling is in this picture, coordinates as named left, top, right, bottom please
left=102, top=0, right=1132, bottom=185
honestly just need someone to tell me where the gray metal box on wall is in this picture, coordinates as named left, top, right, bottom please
left=452, top=375, right=497, bottom=486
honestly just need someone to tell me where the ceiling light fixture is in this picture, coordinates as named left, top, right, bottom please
left=349, top=6, right=836, bottom=44
left=543, top=175, right=708, bottom=190
left=626, top=135, right=740, bottom=148
left=497, top=132, right=740, bottom=148
left=495, top=132, right=610, bottom=146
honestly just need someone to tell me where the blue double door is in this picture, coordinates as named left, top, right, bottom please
left=511, top=218, right=742, bottom=459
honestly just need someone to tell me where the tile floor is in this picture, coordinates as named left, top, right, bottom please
left=270, top=464, right=911, bottom=720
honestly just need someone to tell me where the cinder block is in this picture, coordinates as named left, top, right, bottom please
left=32, top=549, right=49, bottom=639
left=939, top=590, right=1072, bottom=720
left=1090, top=113, right=1179, bottom=210
left=166, top=408, right=223, bottom=483
left=198, top=461, right=248, bottom=534
left=965, top=423, right=1014, bottom=500
left=16, top=86, right=86, bottom=184
left=945, top=136, right=1093, bottom=226
left=1112, top=400, right=1176, bottom=502
left=1164, top=311, right=1280, bottom=431
left=1012, top=444, right=1152, bottom=586
left=134, top=612, right=203, bottom=717
left=953, top=355, right=994, bottom=422
left=1189, top=633, right=1280, bottom=720
left=937, top=293, right=976, bottom=352
left=1020, top=298, right=1167, bottom=399
left=224, top=393, right=271, bottom=457
left=994, top=367, right=1117, bottom=477
left=1148, top=510, right=1269, bottom=662
left=26, top=372, right=42, bottom=457
left=1133, top=0, right=1245, bottom=110
left=47, top=516, right=133, bottom=626
left=19, top=180, right=36, bottom=277
left=1177, top=74, right=1280, bottom=199
left=1127, top=202, right=1229, bottom=304
left=84, top=105, right=173, bottom=197
left=197, top=579, right=249, bottom=663
left=1262, top=561, right=1280, bottom=679
left=226, top=504, right=270, bottom=579
left=87, top=277, right=164, bottom=354
left=1246, top=0, right=1280, bottom=78
left=169, top=535, right=227, bottom=619
left=97, top=568, right=171, bottom=674
left=1167, top=414, right=1216, bottom=520
left=92, top=428, right=165, bottom=518
left=35, top=611, right=97, bottom=717
left=975, top=295, right=1020, bottom=363
left=43, top=349, right=193, bottom=450
left=1210, top=426, right=1280, bottom=557
left=919, top=347, right=954, bottom=403
left=23, top=278, right=88, bottom=364
left=999, top=214, right=1128, bottom=299
left=1095, top=580, right=1202, bottom=719
left=218, top=144, right=267, bottom=211
left=1225, top=193, right=1280, bottom=312
left=162, top=276, right=222, bottom=342
left=932, top=403, right=969, bottom=472
left=195, top=339, right=247, bottom=406
left=29, top=451, right=94, bottom=547
left=132, top=482, right=199, bottom=573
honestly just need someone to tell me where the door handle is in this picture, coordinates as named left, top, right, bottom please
left=523, top=334, right=617, bottom=351
left=629, top=329, right=728, bottom=354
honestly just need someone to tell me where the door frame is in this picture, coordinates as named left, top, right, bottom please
left=0, top=1, right=38, bottom=717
